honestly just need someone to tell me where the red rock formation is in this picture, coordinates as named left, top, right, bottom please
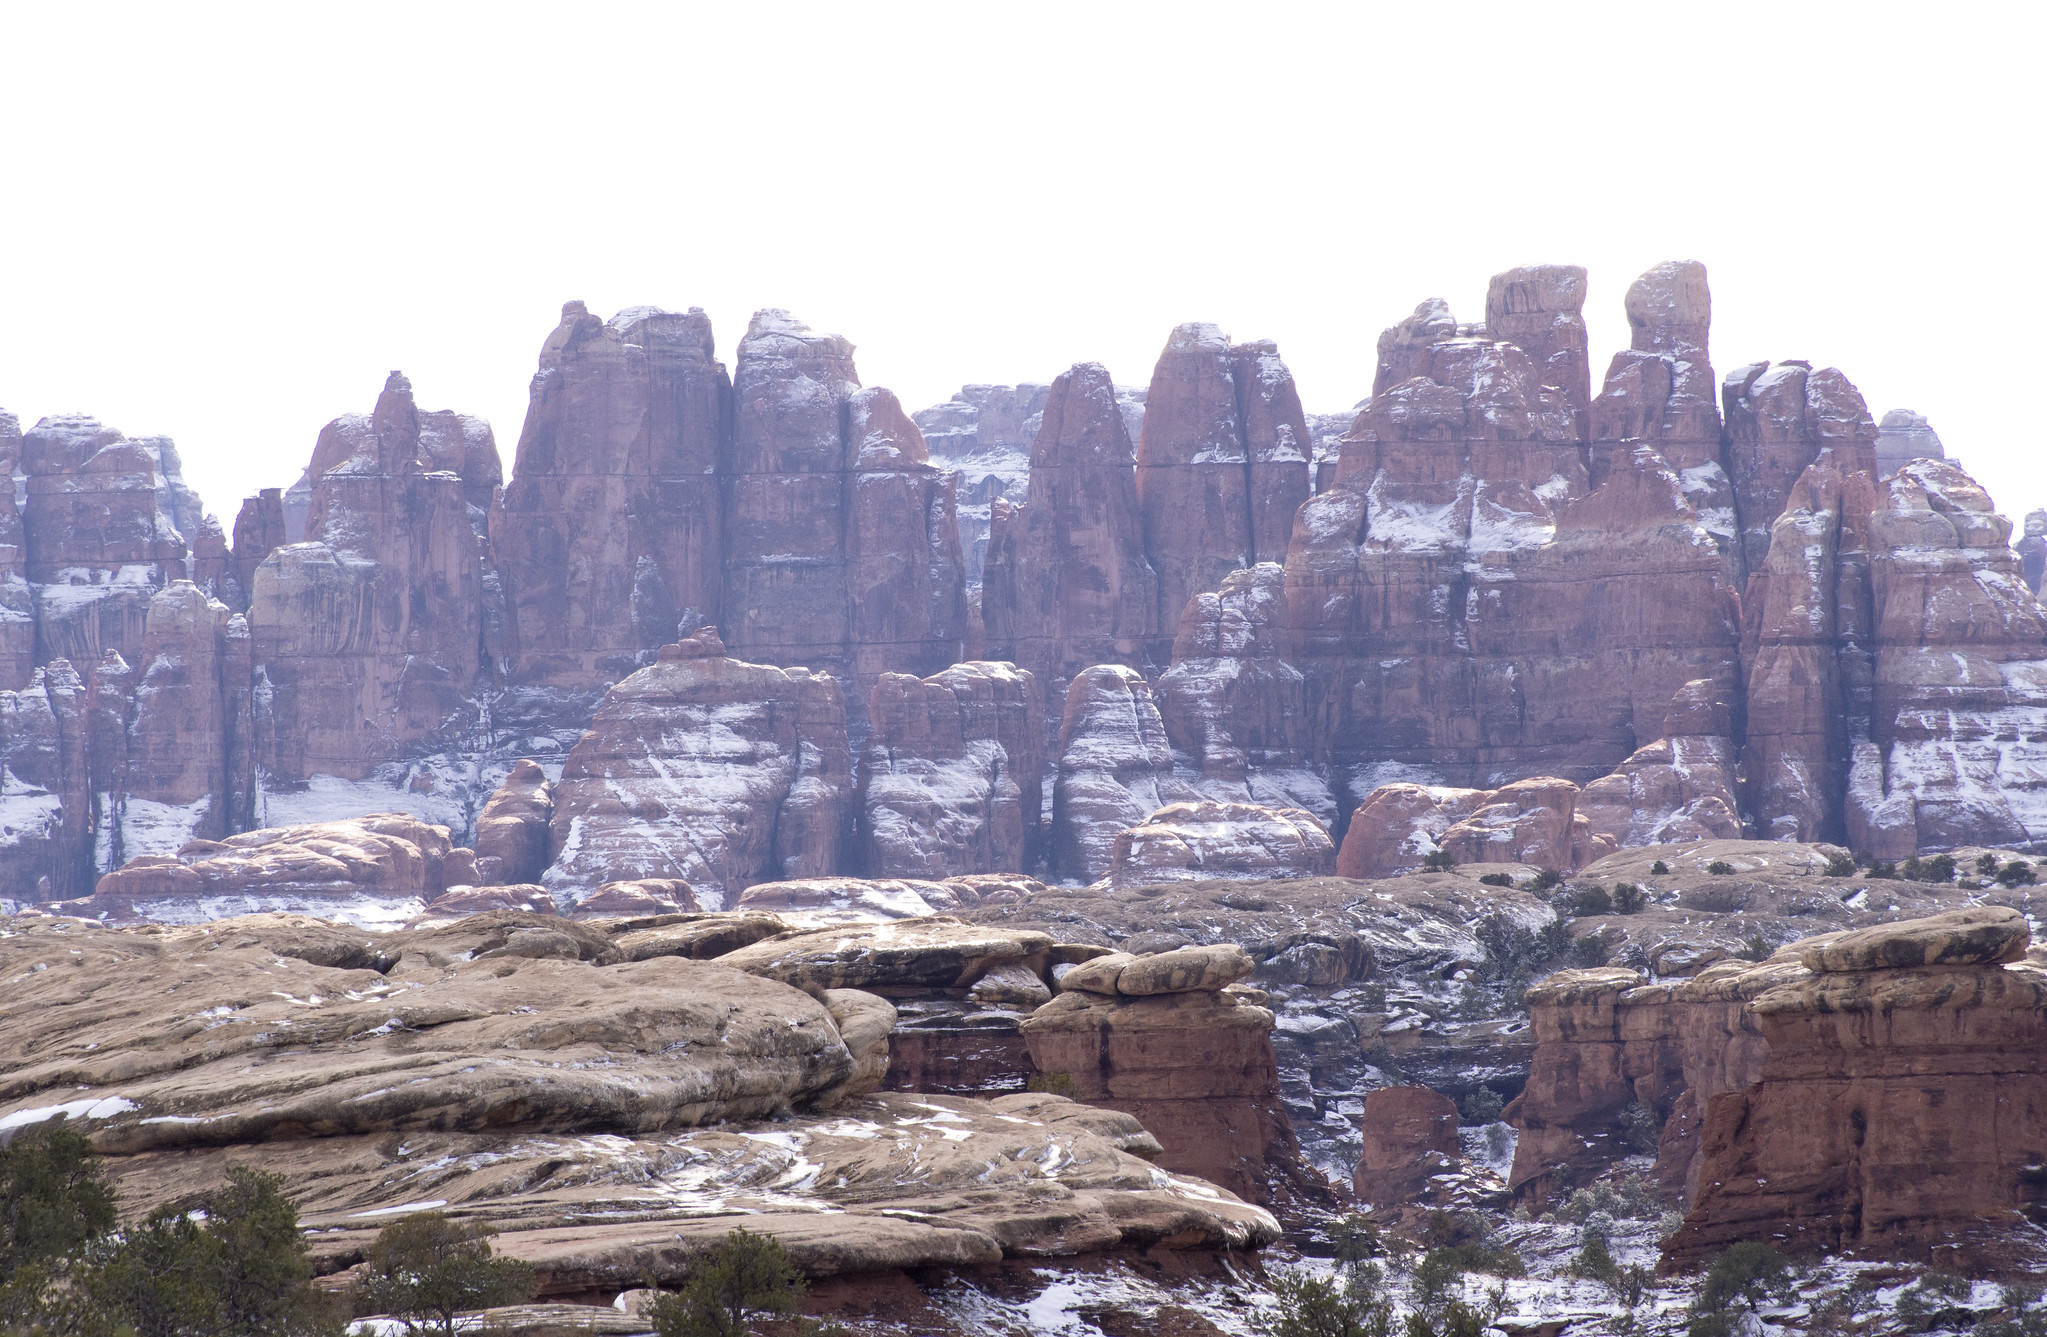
left=1280, top=264, right=1740, bottom=791
left=1354, top=1085, right=1462, bottom=1209
left=860, top=661, right=1044, bottom=878
left=1848, top=460, right=2047, bottom=855
left=102, top=581, right=238, bottom=863
left=0, top=659, right=93, bottom=899
left=473, top=758, right=554, bottom=886
left=1724, top=359, right=1878, bottom=578
left=1337, top=775, right=1610, bottom=877
left=1135, top=325, right=1310, bottom=654
left=723, top=313, right=966, bottom=705
left=1578, top=678, right=1744, bottom=848
left=1103, top=800, right=1333, bottom=890
left=0, top=411, right=33, bottom=691
left=20, top=414, right=191, bottom=674
left=982, top=363, right=1161, bottom=702
left=1022, top=946, right=1316, bottom=1211
left=1664, top=910, right=2047, bottom=1271
left=228, top=488, right=287, bottom=613
left=249, top=373, right=487, bottom=789
left=542, top=627, right=851, bottom=907
left=1485, top=264, right=1591, bottom=419
left=494, top=303, right=729, bottom=689
left=1050, top=665, right=1194, bottom=882
left=1739, top=450, right=1880, bottom=842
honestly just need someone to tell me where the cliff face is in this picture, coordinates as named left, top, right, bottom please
left=21, top=260, right=2047, bottom=907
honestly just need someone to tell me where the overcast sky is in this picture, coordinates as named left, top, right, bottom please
left=5, top=3, right=2041, bottom=525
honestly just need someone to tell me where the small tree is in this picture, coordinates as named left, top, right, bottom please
left=0, top=1119, right=116, bottom=1280
left=1687, top=1242, right=1789, bottom=1337
left=1823, top=853, right=1856, bottom=878
left=1477, top=872, right=1512, bottom=888
left=1705, top=861, right=1735, bottom=876
left=1421, top=850, right=1457, bottom=872
left=355, top=1212, right=536, bottom=1337
left=1258, top=1267, right=1394, bottom=1337
left=1650, top=860, right=1670, bottom=875
left=1610, top=883, right=1647, bottom=914
left=649, top=1227, right=816, bottom=1337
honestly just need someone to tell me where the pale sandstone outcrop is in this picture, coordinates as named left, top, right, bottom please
left=1577, top=678, right=1744, bottom=848
left=473, top=758, right=553, bottom=885
left=1873, top=407, right=1945, bottom=479
left=859, top=660, right=1043, bottom=878
left=1337, top=776, right=1611, bottom=877
left=715, top=916, right=1054, bottom=994
left=1103, top=800, right=1334, bottom=890
left=1354, top=1085, right=1463, bottom=1209
left=1050, top=664, right=1195, bottom=881
left=542, top=627, right=851, bottom=907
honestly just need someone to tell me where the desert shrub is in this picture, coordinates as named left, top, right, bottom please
left=1421, top=850, right=1457, bottom=872
left=1824, top=852, right=1857, bottom=877
left=1705, top=860, right=1735, bottom=876
left=1901, top=853, right=1956, bottom=883
left=646, top=1226, right=842, bottom=1337
left=1570, top=884, right=1612, bottom=916
left=1735, top=932, right=1772, bottom=962
left=1621, top=1102, right=1661, bottom=1153
left=1025, top=1072, right=1075, bottom=1097
left=1324, top=1213, right=1383, bottom=1264
left=1570, top=930, right=1615, bottom=968
left=1615, top=1173, right=1659, bottom=1217
left=354, top=1211, right=535, bottom=1337
left=0, top=1120, right=115, bottom=1282
left=72, top=1167, right=344, bottom=1337
left=1528, top=869, right=1564, bottom=892
left=1998, top=859, right=2037, bottom=887
left=1572, top=1214, right=1619, bottom=1284
left=1867, top=860, right=1897, bottom=880
left=1686, top=1242, right=1790, bottom=1337
left=1477, top=872, right=1512, bottom=888
left=1611, top=883, right=1647, bottom=914
left=1978, top=852, right=2003, bottom=875
left=1459, top=1086, right=1504, bottom=1126
left=1258, top=1265, right=1394, bottom=1337
left=1650, top=860, right=1670, bottom=875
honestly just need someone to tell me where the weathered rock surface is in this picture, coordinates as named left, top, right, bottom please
left=541, top=629, right=851, bottom=907
left=859, top=660, right=1043, bottom=878
left=249, top=372, right=489, bottom=786
left=1353, top=1085, right=1462, bottom=1209
left=475, top=757, right=554, bottom=885
left=715, top=916, right=1054, bottom=994
left=1337, top=776, right=1609, bottom=877
left=1103, top=800, right=1334, bottom=890
left=1663, top=909, right=2047, bottom=1271
left=1873, top=407, right=1945, bottom=479
left=1135, top=325, right=1310, bottom=655
left=982, top=363, right=1161, bottom=703
left=1577, top=678, right=1744, bottom=848
left=1051, top=665, right=1195, bottom=881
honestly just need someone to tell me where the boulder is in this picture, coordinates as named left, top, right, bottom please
left=1114, top=943, right=1256, bottom=996
left=1103, top=801, right=1334, bottom=890
left=572, top=878, right=698, bottom=918
left=1798, top=906, right=2029, bottom=973
left=1873, top=407, right=1945, bottom=479
left=714, top=917, right=1054, bottom=994
left=1576, top=678, right=1744, bottom=848
left=541, top=634, right=852, bottom=908
left=1337, top=776, right=1608, bottom=876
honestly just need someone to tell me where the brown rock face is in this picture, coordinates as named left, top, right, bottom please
left=474, top=758, right=554, bottom=886
left=1740, top=451, right=1880, bottom=842
left=1664, top=910, right=2047, bottom=1271
left=1577, top=678, right=1744, bottom=848
left=0, top=659, right=94, bottom=899
left=982, top=363, right=1162, bottom=703
left=1724, top=359, right=1879, bottom=579
left=227, top=488, right=286, bottom=613
left=249, top=372, right=488, bottom=786
left=20, top=414, right=192, bottom=675
left=493, top=303, right=729, bottom=689
left=722, top=312, right=967, bottom=707
left=1354, top=1085, right=1462, bottom=1208
left=1050, top=665, right=1196, bottom=882
left=542, top=636, right=852, bottom=907
left=1135, top=325, right=1310, bottom=655
left=1104, top=800, right=1334, bottom=890
left=1281, top=263, right=1740, bottom=792
left=1022, top=978, right=1304, bottom=1208
left=1848, top=459, right=2047, bottom=856
left=1485, top=264, right=1591, bottom=418
left=1336, top=776, right=1609, bottom=876
left=860, top=661, right=1045, bottom=878
left=0, top=411, right=33, bottom=691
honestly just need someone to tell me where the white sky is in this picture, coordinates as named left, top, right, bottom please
left=4, top=3, right=2041, bottom=525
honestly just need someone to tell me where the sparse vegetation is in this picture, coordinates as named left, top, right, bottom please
left=1257, top=1266, right=1395, bottom=1337
left=1477, top=872, right=1513, bottom=888
left=1610, top=882, right=1647, bottom=914
left=1997, top=859, right=2037, bottom=887
left=1685, top=1242, right=1790, bottom=1337
left=1978, top=852, right=2002, bottom=876
left=354, top=1211, right=536, bottom=1337
left=1421, top=850, right=1457, bottom=872
left=1866, top=860, right=1898, bottom=880
left=1705, top=860, right=1734, bottom=876
left=1650, top=860, right=1670, bottom=875
left=1735, top=931, right=1773, bottom=961
left=1528, top=869, right=1564, bottom=892
left=1824, top=852, right=1857, bottom=877
left=646, top=1226, right=839, bottom=1337
left=1025, top=1072, right=1076, bottom=1097
left=1902, top=853, right=1957, bottom=883
left=1569, top=883, right=1613, bottom=916
left=1458, top=1086, right=1504, bottom=1126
